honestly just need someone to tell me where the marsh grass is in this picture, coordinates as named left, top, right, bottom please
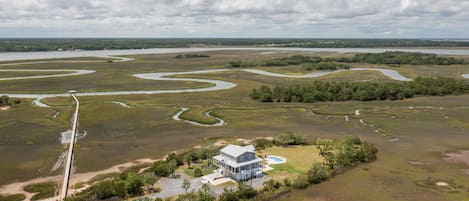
left=24, top=181, right=56, bottom=201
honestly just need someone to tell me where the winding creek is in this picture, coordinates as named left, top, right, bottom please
left=1, top=68, right=410, bottom=107
left=0, top=47, right=468, bottom=107
left=172, top=107, right=226, bottom=127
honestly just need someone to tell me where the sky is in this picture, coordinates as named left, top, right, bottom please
left=0, top=0, right=468, bottom=38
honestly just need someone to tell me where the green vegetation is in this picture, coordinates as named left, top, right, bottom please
left=0, top=194, right=25, bottom=201
left=2, top=51, right=469, bottom=201
left=335, top=51, right=466, bottom=65
left=259, top=144, right=323, bottom=181
left=273, top=133, right=307, bottom=146
left=2, top=39, right=469, bottom=52
left=170, top=135, right=376, bottom=201
left=302, top=62, right=350, bottom=71
left=0, top=95, right=21, bottom=107
left=24, top=181, right=56, bottom=201
left=225, top=60, right=256, bottom=68
left=262, top=55, right=321, bottom=66
left=175, top=53, right=210, bottom=59
left=250, top=77, right=469, bottom=103
left=227, top=52, right=465, bottom=69
left=66, top=172, right=151, bottom=201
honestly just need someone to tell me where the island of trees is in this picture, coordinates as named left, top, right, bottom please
left=250, top=77, right=469, bottom=103
left=226, top=52, right=465, bottom=69
left=334, top=51, right=466, bottom=65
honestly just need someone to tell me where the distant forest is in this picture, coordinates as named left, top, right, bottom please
left=1, top=38, right=469, bottom=52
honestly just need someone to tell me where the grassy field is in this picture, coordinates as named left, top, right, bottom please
left=0, top=50, right=469, bottom=200
left=259, top=145, right=323, bottom=181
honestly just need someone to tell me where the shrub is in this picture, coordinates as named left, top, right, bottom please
left=292, top=176, right=309, bottom=189
left=306, top=162, right=330, bottom=184
left=193, top=168, right=203, bottom=177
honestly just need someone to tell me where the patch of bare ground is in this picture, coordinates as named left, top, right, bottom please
left=443, top=150, right=469, bottom=175
left=213, top=140, right=227, bottom=147
left=0, top=106, right=10, bottom=111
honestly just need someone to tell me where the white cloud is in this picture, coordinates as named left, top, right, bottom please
left=0, top=0, right=468, bottom=37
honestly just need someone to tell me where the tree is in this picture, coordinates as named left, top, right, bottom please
left=185, top=151, right=197, bottom=168
left=0, top=95, right=9, bottom=106
left=218, top=188, right=239, bottom=201
left=236, top=183, right=257, bottom=199
left=125, top=175, right=143, bottom=196
left=182, top=179, right=191, bottom=193
left=145, top=175, right=157, bottom=188
left=153, top=160, right=177, bottom=177
left=197, top=184, right=216, bottom=201
left=93, top=181, right=115, bottom=200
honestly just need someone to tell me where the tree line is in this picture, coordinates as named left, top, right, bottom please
left=175, top=53, right=210, bottom=59
left=226, top=55, right=350, bottom=70
left=334, top=51, right=466, bottom=65
left=3, top=39, right=469, bottom=52
left=250, top=77, right=469, bottom=103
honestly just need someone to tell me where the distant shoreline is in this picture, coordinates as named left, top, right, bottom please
left=3, top=47, right=469, bottom=61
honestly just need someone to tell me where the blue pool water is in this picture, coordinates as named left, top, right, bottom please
left=267, top=156, right=285, bottom=163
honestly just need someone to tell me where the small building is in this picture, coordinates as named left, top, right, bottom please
left=212, top=144, right=263, bottom=181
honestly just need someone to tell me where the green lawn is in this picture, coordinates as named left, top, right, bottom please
left=180, top=161, right=217, bottom=178
left=259, top=145, right=323, bottom=181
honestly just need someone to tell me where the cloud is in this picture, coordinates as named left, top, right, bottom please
left=0, top=0, right=468, bottom=37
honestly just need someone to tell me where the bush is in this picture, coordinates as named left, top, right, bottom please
left=237, top=183, right=258, bottom=199
left=302, top=62, right=350, bottom=71
left=274, top=133, right=307, bottom=146
left=218, top=188, right=239, bottom=201
left=254, top=138, right=273, bottom=150
left=292, top=176, right=309, bottom=189
left=193, top=168, right=203, bottom=177
left=306, top=163, right=330, bottom=184
left=175, top=53, right=210, bottom=59
left=283, top=178, right=292, bottom=187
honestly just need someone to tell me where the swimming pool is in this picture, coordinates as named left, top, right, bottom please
left=265, top=155, right=287, bottom=164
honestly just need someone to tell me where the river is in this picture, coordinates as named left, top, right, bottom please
left=2, top=47, right=469, bottom=61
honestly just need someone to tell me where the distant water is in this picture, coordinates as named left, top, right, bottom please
left=2, top=47, right=469, bottom=61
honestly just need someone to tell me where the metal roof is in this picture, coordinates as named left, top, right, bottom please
left=220, top=144, right=255, bottom=158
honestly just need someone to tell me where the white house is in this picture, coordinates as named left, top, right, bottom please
left=212, top=144, right=263, bottom=181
